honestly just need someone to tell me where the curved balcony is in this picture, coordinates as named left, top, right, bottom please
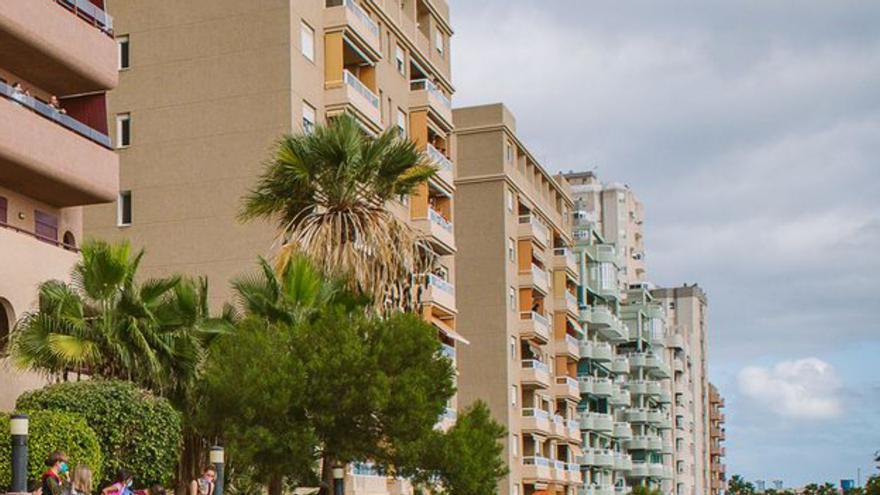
left=611, top=356, right=630, bottom=375
left=666, top=333, right=685, bottom=349
left=627, top=435, right=663, bottom=452
left=613, top=453, right=633, bottom=472
left=579, top=411, right=613, bottom=433
left=629, top=462, right=649, bottom=478
left=579, top=340, right=612, bottom=362
left=579, top=376, right=613, bottom=397
left=626, top=408, right=650, bottom=424
left=609, top=386, right=631, bottom=407
left=555, top=334, right=580, bottom=360
left=612, top=422, right=633, bottom=440
left=518, top=311, right=551, bottom=344
left=657, top=389, right=672, bottom=404
left=648, top=463, right=665, bottom=478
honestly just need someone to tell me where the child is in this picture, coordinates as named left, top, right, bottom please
left=41, top=451, right=68, bottom=495
left=70, top=465, right=93, bottom=495
left=102, top=469, right=134, bottom=495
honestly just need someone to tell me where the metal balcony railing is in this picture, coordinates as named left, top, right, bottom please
left=55, top=0, right=113, bottom=35
left=428, top=208, right=453, bottom=232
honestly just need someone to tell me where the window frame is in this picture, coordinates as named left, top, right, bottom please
left=300, top=21, right=315, bottom=62
left=302, top=100, right=316, bottom=134
left=117, top=35, right=130, bottom=70
left=116, top=113, right=131, bottom=148
left=395, top=44, right=406, bottom=76
left=117, top=190, right=132, bottom=227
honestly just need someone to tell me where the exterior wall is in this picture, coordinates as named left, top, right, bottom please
left=708, top=384, right=726, bottom=495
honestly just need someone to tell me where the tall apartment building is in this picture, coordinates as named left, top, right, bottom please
left=652, top=285, right=711, bottom=495
left=708, top=384, right=727, bottom=495
left=566, top=171, right=674, bottom=494
left=454, top=103, right=584, bottom=495
left=81, top=1, right=461, bottom=492
left=0, top=0, right=118, bottom=409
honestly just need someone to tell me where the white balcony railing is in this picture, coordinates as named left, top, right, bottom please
left=554, top=247, right=578, bottom=267
left=410, top=78, right=451, bottom=108
left=425, top=143, right=454, bottom=173
left=531, top=264, right=549, bottom=287
left=522, top=407, right=550, bottom=420
left=428, top=208, right=453, bottom=233
left=522, top=359, right=549, bottom=374
left=440, top=343, right=455, bottom=360
left=341, top=0, right=379, bottom=37
left=519, top=214, right=550, bottom=245
left=427, top=273, right=455, bottom=295
left=343, top=69, right=379, bottom=108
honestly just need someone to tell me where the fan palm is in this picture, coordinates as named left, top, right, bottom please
left=240, top=113, right=437, bottom=312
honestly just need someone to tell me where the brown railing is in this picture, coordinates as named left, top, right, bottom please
left=53, top=0, right=114, bottom=36
left=0, top=220, right=80, bottom=253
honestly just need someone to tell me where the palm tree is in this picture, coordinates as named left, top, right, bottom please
left=240, top=114, right=437, bottom=312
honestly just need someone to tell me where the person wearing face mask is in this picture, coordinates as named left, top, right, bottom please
left=102, top=469, right=134, bottom=495
left=41, top=451, right=69, bottom=495
left=189, top=466, right=216, bottom=495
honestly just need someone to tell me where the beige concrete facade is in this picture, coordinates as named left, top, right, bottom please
left=454, top=103, right=582, bottom=495
left=82, top=1, right=459, bottom=491
left=708, top=384, right=726, bottom=495
left=0, top=0, right=118, bottom=409
left=652, top=285, right=711, bottom=495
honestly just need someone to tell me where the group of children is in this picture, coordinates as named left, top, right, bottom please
left=36, top=451, right=216, bottom=495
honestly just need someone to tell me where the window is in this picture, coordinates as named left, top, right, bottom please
left=435, top=30, right=444, bottom=56
left=506, top=141, right=513, bottom=163
left=118, top=191, right=132, bottom=226
left=508, top=287, right=516, bottom=309
left=0, top=196, right=6, bottom=224
left=396, top=108, right=407, bottom=136
left=506, top=189, right=514, bottom=211
left=116, top=113, right=131, bottom=148
left=300, top=22, right=315, bottom=61
left=117, top=35, right=130, bottom=69
left=511, top=434, right=519, bottom=457
left=508, top=238, right=515, bottom=261
left=34, top=210, right=58, bottom=242
left=512, top=484, right=520, bottom=495
left=302, top=101, right=316, bottom=134
left=395, top=44, right=406, bottom=75
left=511, top=385, right=517, bottom=407
left=509, top=336, right=516, bottom=360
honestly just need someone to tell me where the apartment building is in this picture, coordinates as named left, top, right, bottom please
left=565, top=171, right=674, bottom=494
left=454, top=103, right=583, bottom=495
left=0, top=0, right=119, bottom=409
left=81, top=0, right=460, bottom=492
left=708, top=384, right=727, bottom=495
left=652, top=285, right=711, bottom=495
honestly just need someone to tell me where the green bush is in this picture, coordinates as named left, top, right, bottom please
left=16, top=380, right=182, bottom=488
left=0, top=410, right=103, bottom=491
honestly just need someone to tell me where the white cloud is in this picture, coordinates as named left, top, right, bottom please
left=737, top=358, right=844, bottom=420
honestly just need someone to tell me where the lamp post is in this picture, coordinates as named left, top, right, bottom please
left=333, top=465, right=345, bottom=495
left=209, top=446, right=224, bottom=495
left=11, top=414, right=29, bottom=494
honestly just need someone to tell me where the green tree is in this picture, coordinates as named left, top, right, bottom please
left=729, top=475, right=756, bottom=495
left=865, top=476, right=880, bottom=495
left=240, top=114, right=437, bottom=311
left=631, top=485, right=663, bottom=495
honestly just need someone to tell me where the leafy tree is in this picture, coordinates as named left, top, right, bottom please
left=631, top=485, right=663, bottom=495
left=865, top=476, right=880, bottom=495
left=240, top=114, right=437, bottom=311
left=729, top=475, right=756, bottom=495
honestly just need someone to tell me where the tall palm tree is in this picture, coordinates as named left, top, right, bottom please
left=240, top=114, right=437, bottom=312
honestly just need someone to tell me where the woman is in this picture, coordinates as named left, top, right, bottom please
left=70, top=465, right=92, bottom=495
left=102, top=469, right=134, bottom=495
left=41, top=451, right=68, bottom=495
left=189, top=466, right=215, bottom=495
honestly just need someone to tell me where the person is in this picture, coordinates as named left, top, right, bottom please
left=11, top=82, right=28, bottom=104
left=49, top=95, right=67, bottom=115
left=102, top=469, right=134, bottom=495
left=28, top=480, right=43, bottom=495
left=41, top=451, right=69, bottom=495
left=70, top=465, right=92, bottom=495
left=189, top=466, right=216, bottom=495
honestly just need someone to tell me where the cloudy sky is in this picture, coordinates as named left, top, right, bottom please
left=450, top=0, right=880, bottom=487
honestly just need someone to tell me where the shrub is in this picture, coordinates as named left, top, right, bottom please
left=16, top=380, right=182, bottom=488
left=0, top=410, right=103, bottom=491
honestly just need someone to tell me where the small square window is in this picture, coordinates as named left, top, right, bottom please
left=117, top=35, right=130, bottom=70
left=118, top=191, right=132, bottom=226
left=301, top=22, right=315, bottom=62
left=395, top=44, right=406, bottom=75
left=302, top=101, right=316, bottom=134
left=116, top=113, right=131, bottom=148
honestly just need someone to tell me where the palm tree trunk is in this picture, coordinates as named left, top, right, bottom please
left=268, top=474, right=283, bottom=495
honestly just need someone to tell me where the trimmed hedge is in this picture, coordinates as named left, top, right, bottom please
left=0, top=410, right=103, bottom=491
left=16, top=380, right=182, bottom=488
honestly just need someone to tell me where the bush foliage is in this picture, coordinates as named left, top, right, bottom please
left=0, top=410, right=103, bottom=491
left=16, top=380, right=182, bottom=488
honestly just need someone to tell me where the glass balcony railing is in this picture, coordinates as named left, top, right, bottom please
left=522, top=407, right=550, bottom=420
left=1, top=81, right=111, bottom=148
left=343, top=69, right=379, bottom=108
left=554, top=247, right=578, bottom=267
left=440, top=343, right=455, bottom=360
left=519, top=214, right=550, bottom=245
left=521, top=359, right=549, bottom=374
left=428, top=208, right=453, bottom=233
left=326, top=0, right=379, bottom=37
left=426, top=143, right=454, bottom=173
left=410, top=78, right=451, bottom=108
left=427, top=273, right=455, bottom=295
left=55, top=0, right=114, bottom=34
left=531, top=264, right=549, bottom=287
left=523, top=456, right=550, bottom=467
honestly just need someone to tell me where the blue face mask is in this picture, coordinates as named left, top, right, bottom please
left=126, top=480, right=133, bottom=488
left=59, top=462, right=69, bottom=474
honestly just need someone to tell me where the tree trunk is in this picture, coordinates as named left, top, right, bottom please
left=268, top=474, right=283, bottom=495
left=318, top=454, right=334, bottom=495
left=176, top=430, right=203, bottom=495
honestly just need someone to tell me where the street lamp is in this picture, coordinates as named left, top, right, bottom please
left=209, top=446, right=224, bottom=495
left=333, top=465, right=345, bottom=495
left=11, top=414, right=29, bottom=494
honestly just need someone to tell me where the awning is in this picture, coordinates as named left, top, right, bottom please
left=432, top=318, right=470, bottom=345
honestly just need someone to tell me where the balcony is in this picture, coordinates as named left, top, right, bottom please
left=522, top=456, right=552, bottom=482
left=414, top=207, right=455, bottom=254
left=578, top=376, right=613, bottom=397
left=520, top=408, right=552, bottom=434
left=550, top=415, right=567, bottom=439
left=648, top=463, right=665, bottom=478
left=579, top=411, right=613, bottom=433
left=611, top=356, right=630, bottom=374
left=579, top=486, right=614, bottom=495
left=434, top=407, right=457, bottom=431
left=0, top=85, right=117, bottom=207
left=421, top=273, right=455, bottom=314
left=551, top=459, right=567, bottom=482
left=613, top=422, right=633, bottom=440
left=657, top=389, right=672, bottom=404
left=609, top=386, right=631, bottom=407
left=566, top=419, right=581, bottom=442
left=554, top=375, right=580, bottom=401
left=518, top=311, right=551, bottom=344
left=555, top=290, right=579, bottom=317
left=425, top=143, right=454, bottom=189
left=554, top=334, right=580, bottom=360
left=626, top=408, right=650, bottom=424
left=592, top=306, right=628, bottom=342
left=325, top=69, right=382, bottom=131
left=662, top=438, right=674, bottom=454
left=520, top=360, right=551, bottom=388
left=440, top=343, right=455, bottom=363
left=626, top=380, right=649, bottom=396
left=651, top=359, right=672, bottom=379
left=518, top=214, right=550, bottom=248
left=409, top=78, right=453, bottom=129
left=666, top=333, right=685, bottom=349
left=627, top=435, right=663, bottom=452
left=567, top=463, right=583, bottom=484
left=519, top=263, right=550, bottom=294
left=553, top=247, right=579, bottom=277
left=579, top=341, right=612, bottom=362
left=324, top=0, right=381, bottom=59
left=590, top=449, right=614, bottom=469
left=0, top=0, right=117, bottom=95
left=613, top=453, right=633, bottom=472
left=648, top=409, right=669, bottom=426
left=630, top=462, right=649, bottom=478
left=578, top=304, right=593, bottom=325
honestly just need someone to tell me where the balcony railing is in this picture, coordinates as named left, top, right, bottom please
left=425, top=143, right=454, bottom=173
left=326, top=0, right=379, bottom=37
left=554, top=247, right=578, bottom=267
left=343, top=69, right=379, bottom=108
left=523, top=456, right=550, bottom=467
left=428, top=208, right=453, bottom=233
left=1, top=81, right=111, bottom=148
left=410, top=79, right=451, bottom=108
left=519, top=214, right=550, bottom=245
left=521, top=359, right=549, bottom=374
left=531, top=264, right=549, bottom=287
left=0, top=220, right=79, bottom=252
left=427, top=273, right=455, bottom=295
left=564, top=334, right=578, bottom=348
left=522, top=407, right=550, bottom=420
left=440, top=343, right=455, bottom=360
left=55, top=0, right=114, bottom=35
